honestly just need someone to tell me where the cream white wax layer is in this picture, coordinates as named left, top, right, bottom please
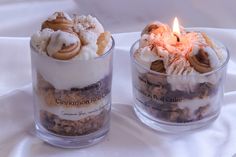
left=31, top=48, right=111, bottom=90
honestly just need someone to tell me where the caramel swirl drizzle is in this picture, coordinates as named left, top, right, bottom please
left=187, top=49, right=212, bottom=73
left=42, top=12, right=74, bottom=32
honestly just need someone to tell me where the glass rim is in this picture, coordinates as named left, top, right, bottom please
left=130, top=39, right=230, bottom=76
left=30, top=36, right=115, bottom=62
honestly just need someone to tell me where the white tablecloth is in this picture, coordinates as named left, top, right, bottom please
left=0, top=30, right=236, bottom=157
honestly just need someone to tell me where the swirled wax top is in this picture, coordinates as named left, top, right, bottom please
left=31, top=12, right=112, bottom=60
left=30, top=12, right=113, bottom=90
left=134, top=21, right=228, bottom=91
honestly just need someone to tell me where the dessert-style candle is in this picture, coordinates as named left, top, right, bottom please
left=130, top=18, right=229, bottom=133
left=30, top=12, right=114, bottom=148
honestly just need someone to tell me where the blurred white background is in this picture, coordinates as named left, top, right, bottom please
left=0, top=0, right=235, bottom=36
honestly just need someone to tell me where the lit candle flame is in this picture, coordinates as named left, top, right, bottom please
left=172, top=17, right=180, bottom=35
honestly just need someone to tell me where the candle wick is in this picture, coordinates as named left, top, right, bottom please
left=174, top=33, right=180, bottom=42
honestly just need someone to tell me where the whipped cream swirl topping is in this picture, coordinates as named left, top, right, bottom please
left=31, top=12, right=111, bottom=60
left=135, top=21, right=227, bottom=91
left=135, top=21, right=227, bottom=75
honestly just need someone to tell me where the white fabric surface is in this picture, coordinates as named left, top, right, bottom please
left=1, top=30, right=236, bottom=157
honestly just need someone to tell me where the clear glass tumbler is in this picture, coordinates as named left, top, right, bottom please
left=130, top=40, right=229, bottom=133
left=31, top=37, right=114, bottom=148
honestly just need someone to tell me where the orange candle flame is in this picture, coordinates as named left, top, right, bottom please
left=172, top=17, right=180, bottom=35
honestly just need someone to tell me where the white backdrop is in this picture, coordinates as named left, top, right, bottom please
left=0, top=0, right=235, bottom=36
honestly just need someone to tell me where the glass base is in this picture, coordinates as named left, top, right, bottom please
left=134, top=105, right=219, bottom=133
left=35, top=123, right=109, bottom=148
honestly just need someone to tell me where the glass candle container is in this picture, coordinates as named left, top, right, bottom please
left=130, top=40, right=229, bottom=133
left=31, top=37, right=114, bottom=148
